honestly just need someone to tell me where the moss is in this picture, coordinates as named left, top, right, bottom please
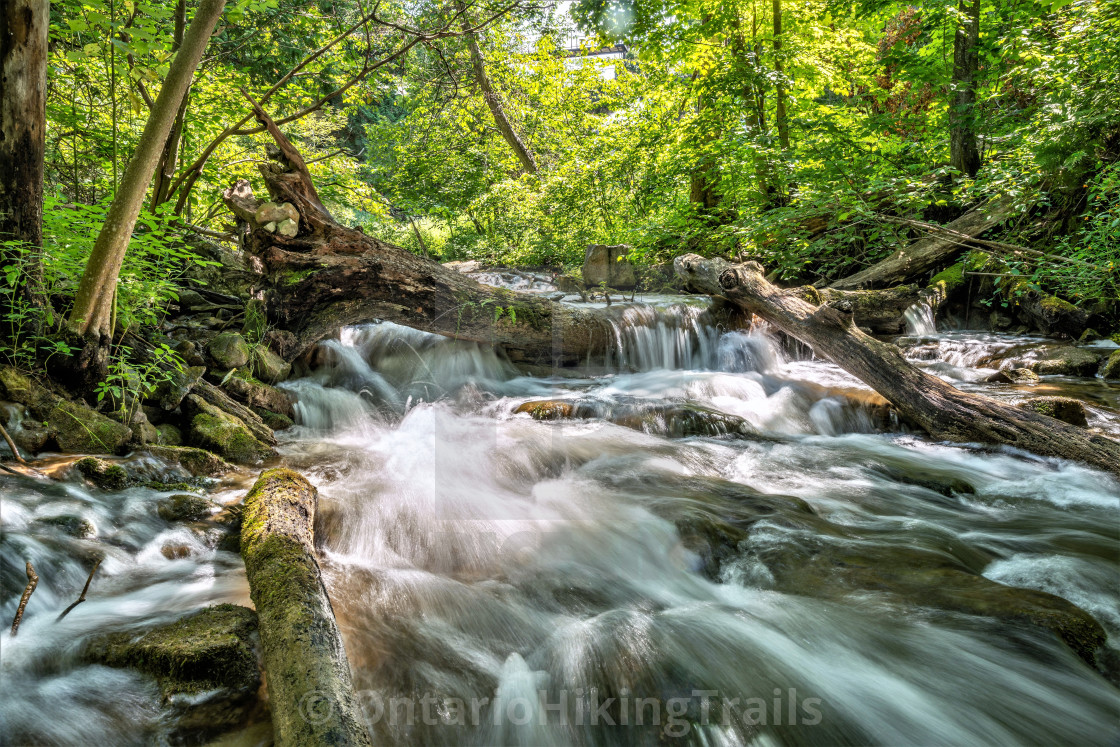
left=929, top=262, right=965, bottom=290
left=186, top=398, right=274, bottom=465
left=158, top=494, right=218, bottom=522
left=252, top=406, right=294, bottom=430
left=1039, top=294, right=1079, bottom=313
left=144, top=479, right=203, bottom=492
left=75, top=456, right=130, bottom=490
left=84, top=604, right=259, bottom=698
left=146, top=445, right=233, bottom=476
left=36, top=513, right=95, bottom=538
left=1018, top=396, right=1089, bottom=426
left=280, top=267, right=318, bottom=286
left=48, top=400, right=133, bottom=454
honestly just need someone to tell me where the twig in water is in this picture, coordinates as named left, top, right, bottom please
left=0, top=422, right=25, bottom=463
left=56, top=559, right=102, bottom=621
left=10, top=562, right=39, bottom=636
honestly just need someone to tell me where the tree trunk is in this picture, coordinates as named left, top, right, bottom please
left=67, top=0, right=226, bottom=339
left=149, top=0, right=188, bottom=211
left=0, top=0, right=49, bottom=301
left=223, top=100, right=612, bottom=366
left=675, top=254, right=1120, bottom=476
left=240, top=469, right=372, bottom=746
left=950, top=0, right=981, bottom=177
left=829, top=197, right=1015, bottom=289
left=456, top=1, right=537, bottom=175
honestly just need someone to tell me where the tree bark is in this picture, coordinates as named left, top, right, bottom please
left=456, top=1, right=537, bottom=174
left=950, top=0, right=981, bottom=177
left=830, top=197, right=1015, bottom=289
left=224, top=100, right=612, bottom=366
left=149, top=0, right=188, bottom=211
left=240, top=469, right=372, bottom=747
left=67, top=0, right=226, bottom=339
left=676, top=254, right=1120, bottom=476
left=0, top=0, right=49, bottom=301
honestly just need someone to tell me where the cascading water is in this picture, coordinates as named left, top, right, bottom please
left=3, top=299, right=1119, bottom=745
left=902, top=302, right=937, bottom=336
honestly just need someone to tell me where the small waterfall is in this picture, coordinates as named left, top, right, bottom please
left=607, top=303, right=722, bottom=371
left=903, top=302, right=937, bottom=336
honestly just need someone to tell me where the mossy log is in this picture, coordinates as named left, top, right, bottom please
left=675, top=254, right=1120, bottom=476
left=223, top=99, right=613, bottom=366
left=830, top=197, right=1016, bottom=289
left=241, top=468, right=371, bottom=746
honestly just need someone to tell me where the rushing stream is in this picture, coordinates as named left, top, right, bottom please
left=2, top=289, right=1119, bottom=745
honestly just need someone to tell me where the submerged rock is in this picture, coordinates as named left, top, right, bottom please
left=75, top=457, right=130, bottom=490
left=985, top=368, right=1040, bottom=385
left=1030, top=346, right=1102, bottom=376
left=84, top=604, right=262, bottom=742
left=1018, top=396, right=1089, bottom=427
left=145, top=445, right=233, bottom=477
left=184, top=395, right=275, bottom=465
left=157, top=494, right=219, bottom=522
left=35, top=513, right=96, bottom=538
left=1099, top=350, right=1120, bottom=380
left=514, top=399, right=761, bottom=439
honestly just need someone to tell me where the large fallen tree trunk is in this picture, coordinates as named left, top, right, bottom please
left=676, top=254, right=1120, bottom=476
left=223, top=96, right=611, bottom=366
left=830, top=197, right=1017, bottom=289
left=241, top=468, right=372, bottom=746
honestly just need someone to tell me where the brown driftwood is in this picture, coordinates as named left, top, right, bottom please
left=10, top=561, right=38, bottom=636
left=676, top=254, right=1120, bottom=475
left=830, top=197, right=1017, bottom=289
left=0, top=422, right=25, bottom=463
left=222, top=99, right=613, bottom=366
left=56, top=558, right=101, bottom=621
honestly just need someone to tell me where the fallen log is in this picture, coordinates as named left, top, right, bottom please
left=223, top=97, right=613, bottom=366
left=675, top=254, right=1120, bottom=476
left=683, top=257, right=952, bottom=335
left=241, top=468, right=371, bottom=746
left=830, top=197, right=1017, bottom=289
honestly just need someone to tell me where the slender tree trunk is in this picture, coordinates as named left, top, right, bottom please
left=772, top=0, right=789, bottom=151
left=149, top=0, right=188, bottom=211
left=0, top=0, right=49, bottom=302
left=950, top=0, right=981, bottom=177
left=456, top=1, right=537, bottom=174
left=67, top=0, right=226, bottom=339
left=689, top=96, right=721, bottom=211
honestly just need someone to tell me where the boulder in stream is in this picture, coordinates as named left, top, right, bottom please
left=75, top=457, right=130, bottom=490
left=145, top=445, right=233, bottom=477
left=84, top=604, right=263, bottom=742
left=1017, top=396, right=1089, bottom=427
left=157, top=493, right=219, bottom=522
left=1030, top=346, right=1102, bottom=376
left=1099, top=350, right=1120, bottom=380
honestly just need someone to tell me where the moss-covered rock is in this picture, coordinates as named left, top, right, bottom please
left=207, top=333, right=250, bottom=370
left=184, top=395, right=275, bottom=465
left=75, top=456, right=130, bottom=490
left=84, top=604, right=261, bottom=741
left=1018, top=396, right=1089, bottom=427
left=149, top=365, right=205, bottom=411
left=0, top=366, right=55, bottom=411
left=252, top=407, right=294, bottom=431
left=222, top=373, right=294, bottom=418
left=145, top=445, right=233, bottom=477
left=35, top=513, right=96, bottom=538
left=158, top=493, right=219, bottom=522
left=985, top=368, right=1040, bottom=385
left=249, top=345, right=290, bottom=384
left=1099, top=350, right=1120, bottom=380
left=1031, top=347, right=1103, bottom=376
left=155, top=424, right=183, bottom=446
left=47, top=399, right=133, bottom=454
